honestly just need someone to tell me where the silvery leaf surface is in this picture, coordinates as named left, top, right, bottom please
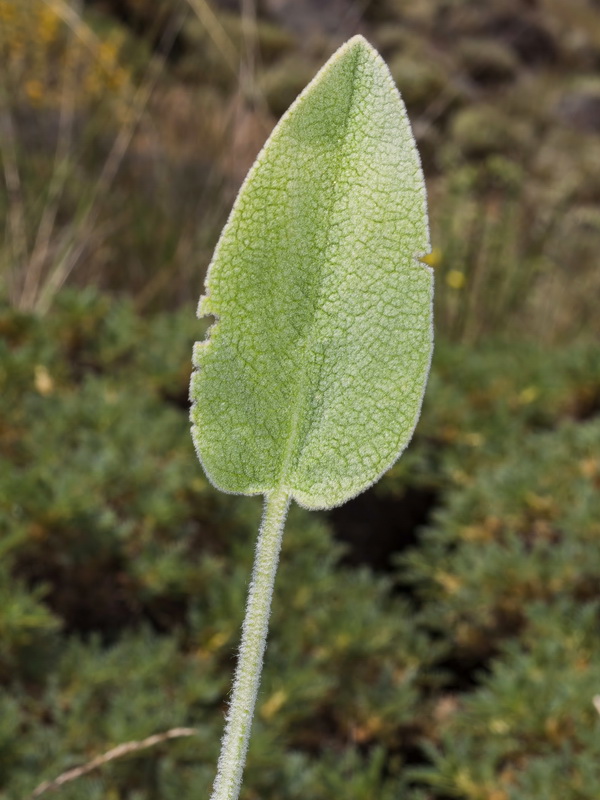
left=190, top=35, right=433, bottom=510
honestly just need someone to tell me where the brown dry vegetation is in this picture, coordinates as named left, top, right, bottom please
left=1, top=0, right=599, bottom=340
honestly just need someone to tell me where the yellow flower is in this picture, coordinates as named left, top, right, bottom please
left=34, top=364, right=54, bottom=395
left=37, top=6, right=60, bottom=44
left=489, top=718, right=509, bottom=734
left=517, top=385, right=539, bottom=405
left=98, top=41, right=119, bottom=65
left=446, top=269, right=466, bottom=289
left=105, top=67, right=128, bottom=91
left=0, top=1, right=16, bottom=23
left=25, top=79, right=44, bottom=104
left=260, top=689, right=287, bottom=720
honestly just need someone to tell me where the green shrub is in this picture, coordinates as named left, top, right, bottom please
left=402, top=417, right=600, bottom=653
left=398, top=416, right=600, bottom=798
left=0, top=289, right=437, bottom=799
left=1, top=289, right=598, bottom=797
left=412, top=600, right=600, bottom=799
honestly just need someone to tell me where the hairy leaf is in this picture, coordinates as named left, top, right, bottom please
left=190, top=35, right=432, bottom=509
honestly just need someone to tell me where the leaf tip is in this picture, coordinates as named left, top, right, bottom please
left=334, top=34, right=380, bottom=68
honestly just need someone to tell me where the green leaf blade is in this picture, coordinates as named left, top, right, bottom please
left=191, top=35, right=432, bottom=509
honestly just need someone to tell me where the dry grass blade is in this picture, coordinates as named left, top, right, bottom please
left=33, top=0, right=184, bottom=314
left=20, top=2, right=82, bottom=310
left=185, top=0, right=239, bottom=75
left=0, top=87, right=29, bottom=302
left=41, top=0, right=103, bottom=54
left=28, top=727, right=197, bottom=799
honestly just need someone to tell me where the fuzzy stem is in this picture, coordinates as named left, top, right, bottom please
left=210, top=489, right=291, bottom=800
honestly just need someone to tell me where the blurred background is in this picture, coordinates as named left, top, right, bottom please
left=1, top=0, right=599, bottom=798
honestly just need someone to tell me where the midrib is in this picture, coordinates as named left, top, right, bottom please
left=276, top=47, right=362, bottom=493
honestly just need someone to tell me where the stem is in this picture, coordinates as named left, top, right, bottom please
left=210, top=488, right=291, bottom=800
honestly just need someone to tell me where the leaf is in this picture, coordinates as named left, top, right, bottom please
left=190, top=35, right=432, bottom=510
